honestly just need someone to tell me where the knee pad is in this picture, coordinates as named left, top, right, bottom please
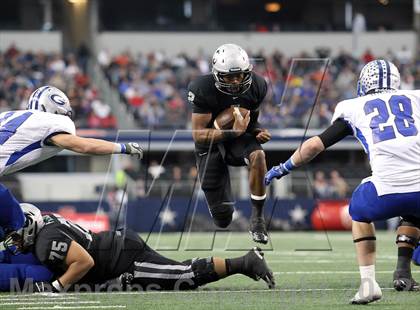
left=209, top=203, right=234, bottom=228
left=191, top=257, right=219, bottom=287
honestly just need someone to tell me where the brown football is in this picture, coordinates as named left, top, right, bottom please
left=213, top=107, right=249, bottom=130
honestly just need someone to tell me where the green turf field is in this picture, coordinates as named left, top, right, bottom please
left=1, top=231, right=419, bottom=309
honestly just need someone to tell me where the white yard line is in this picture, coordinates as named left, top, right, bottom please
left=18, top=306, right=126, bottom=310
left=0, top=297, right=79, bottom=302
left=0, top=296, right=79, bottom=301
left=274, top=270, right=420, bottom=275
left=56, top=287, right=395, bottom=296
left=0, top=301, right=100, bottom=306
left=268, top=259, right=395, bottom=263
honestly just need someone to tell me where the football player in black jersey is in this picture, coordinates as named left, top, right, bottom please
left=3, top=203, right=275, bottom=292
left=188, top=43, right=271, bottom=244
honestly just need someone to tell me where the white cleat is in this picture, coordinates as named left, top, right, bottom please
left=350, top=278, right=382, bottom=305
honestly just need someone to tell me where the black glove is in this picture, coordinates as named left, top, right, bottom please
left=123, top=142, right=143, bottom=159
left=119, top=272, right=134, bottom=291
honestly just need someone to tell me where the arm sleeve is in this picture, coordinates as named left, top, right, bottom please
left=247, top=110, right=263, bottom=133
left=257, top=78, right=268, bottom=104
left=188, top=82, right=212, bottom=114
left=318, top=118, right=353, bottom=148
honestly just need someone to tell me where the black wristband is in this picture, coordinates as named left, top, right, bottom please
left=221, top=130, right=237, bottom=141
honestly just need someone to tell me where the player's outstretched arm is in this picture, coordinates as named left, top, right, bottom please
left=290, top=136, right=325, bottom=167
left=265, top=119, right=352, bottom=185
left=264, top=136, right=325, bottom=185
left=49, top=134, right=143, bottom=158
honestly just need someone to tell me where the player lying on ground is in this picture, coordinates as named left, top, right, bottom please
left=0, top=183, right=53, bottom=291
left=0, top=85, right=143, bottom=176
left=2, top=203, right=275, bottom=292
left=189, top=43, right=271, bottom=244
left=0, top=250, right=53, bottom=292
left=265, top=60, right=420, bottom=304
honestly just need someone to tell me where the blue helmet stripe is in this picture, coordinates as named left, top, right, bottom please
left=385, top=60, right=391, bottom=88
left=376, top=60, right=383, bottom=89
left=28, top=89, right=41, bottom=110
left=33, top=86, right=50, bottom=110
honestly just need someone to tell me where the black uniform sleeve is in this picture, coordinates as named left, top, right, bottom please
left=35, top=228, right=73, bottom=273
left=318, top=118, right=353, bottom=148
left=247, top=110, right=263, bottom=133
left=188, top=81, right=212, bottom=114
left=257, top=78, right=268, bottom=104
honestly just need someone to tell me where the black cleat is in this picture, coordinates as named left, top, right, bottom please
left=243, top=247, right=275, bottom=289
left=393, top=270, right=420, bottom=291
left=249, top=216, right=268, bottom=244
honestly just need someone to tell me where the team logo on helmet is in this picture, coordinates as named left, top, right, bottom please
left=50, top=94, right=67, bottom=106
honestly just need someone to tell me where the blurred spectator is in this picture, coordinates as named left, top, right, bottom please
left=362, top=49, right=374, bottom=64
left=88, top=99, right=117, bottom=129
left=395, top=45, right=412, bottom=65
left=330, top=170, right=349, bottom=198
left=148, top=160, right=165, bottom=179
left=313, top=171, right=334, bottom=198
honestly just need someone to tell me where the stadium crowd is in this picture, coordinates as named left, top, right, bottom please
left=0, top=44, right=117, bottom=129
left=1, top=44, right=418, bottom=130
left=102, top=45, right=419, bottom=129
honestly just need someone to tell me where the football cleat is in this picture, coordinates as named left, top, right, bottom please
left=393, top=270, right=420, bottom=291
left=243, top=247, right=275, bottom=289
left=249, top=216, right=268, bottom=244
left=350, top=278, right=382, bottom=305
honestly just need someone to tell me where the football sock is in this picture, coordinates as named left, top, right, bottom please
left=250, top=196, right=265, bottom=218
left=396, top=247, right=413, bottom=273
left=225, top=255, right=245, bottom=275
left=359, top=265, right=375, bottom=281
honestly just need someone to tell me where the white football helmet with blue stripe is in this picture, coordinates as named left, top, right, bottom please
left=4, top=203, right=44, bottom=253
left=357, top=60, right=400, bottom=97
left=27, top=86, right=73, bottom=118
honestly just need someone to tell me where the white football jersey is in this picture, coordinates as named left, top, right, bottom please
left=332, top=90, right=420, bottom=195
left=0, top=110, right=76, bottom=176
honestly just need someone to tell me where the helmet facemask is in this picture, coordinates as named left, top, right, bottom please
left=213, top=69, right=252, bottom=95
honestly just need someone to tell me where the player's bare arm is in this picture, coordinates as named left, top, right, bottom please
left=290, top=136, right=325, bottom=167
left=57, top=240, right=95, bottom=288
left=265, top=119, right=352, bottom=185
left=49, top=134, right=143, bottom=158
left=191, top=109, right=250, bottom=144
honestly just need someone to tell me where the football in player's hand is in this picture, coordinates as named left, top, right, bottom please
left=213, top=106, right=249, bottom=130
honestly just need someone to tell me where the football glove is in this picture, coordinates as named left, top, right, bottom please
left=264, top=163, right=290, bottom=185
left=123, top=143, right=144, bottom=159
left=34, top=280, right=63, bottom=293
